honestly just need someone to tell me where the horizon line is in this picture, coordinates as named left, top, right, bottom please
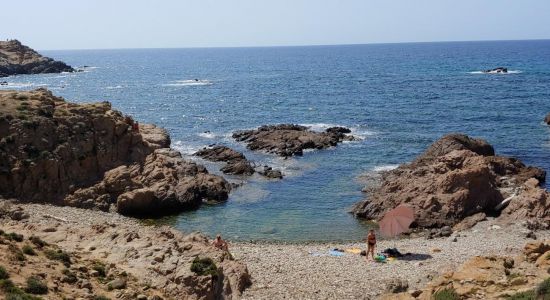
left=38, top=38, right=550, bottom=52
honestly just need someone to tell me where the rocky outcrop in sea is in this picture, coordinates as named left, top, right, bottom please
left=232, top=124, right=354, bottom=157
left=0, top=89, right=230, bottom=216
left=194, top=145, right=283, bottom=179
left=352, top=133, right=549, bottom=229
left=0, top=40, right=74, bottom=77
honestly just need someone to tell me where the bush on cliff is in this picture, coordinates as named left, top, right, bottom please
left=191, top=257, right=218, bottom=278
left=536, top=277, right=550, bottom=298
left=24, top=277, right=48, bottom=295
left=44, top=249, right=71, bottom=266
left=0, top=266, right=8, bottom=280
left=433, top=287, right=459, bottom=300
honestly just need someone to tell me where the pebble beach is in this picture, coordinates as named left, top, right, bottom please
left=232, top=221, right=550, bottom=299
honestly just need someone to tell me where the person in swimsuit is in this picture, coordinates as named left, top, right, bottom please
left=366, top=229, right=376, bottom=261
left=212, top=234, right=228, bottom=251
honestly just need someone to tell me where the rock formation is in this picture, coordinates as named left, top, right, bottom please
left=0, top=89, right=230, bottom=216
left=383, top=240, right=550, bottom=300
left=232, top=124, right=354, bottom=157
left=544, top=113, right=550, bottom=125
left=0, top=40, right=74, bottom=77
left=194, top=145, right=283, bottom=179
left=195, top=145, right=255, bottom=176
left=352, top=133, right=549, bottom=229
left=0, top=203, right=250, bottom=299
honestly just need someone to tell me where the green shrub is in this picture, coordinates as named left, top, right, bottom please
left=536, top=277, right=550, bottom=298
left=8, top=245, right=25, bottom=261
left=22, top=245, right=36, bottom=256
left=0, top=265, right=9, bottom=280
left=28, top=236, right=46, bottom=248
left=44, top=249, right=71, bottom=266
left=92, top=262, right=106, bottom=277
left=93, top=296, right=110, bottom=300
left=6, top=232, right=24, bottom=242
left=0, top=279, right=42, bottom=300
left=61, top=269, right=77, bottom=284
left=190, top=257, right=218, bottom=278
left=506, top=289, right=536, bottom=300
left=433, top=287, right=459, bottom=300
left=24, top=276, right=47, bottom=295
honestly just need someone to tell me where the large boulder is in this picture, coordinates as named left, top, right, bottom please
left=352, top=134, right=548, bottom=228
left=0, top=89, right=230, bottom=216
left=0, top=40, right=74, bottom=77
left=232, top=124, right=354, bottom=157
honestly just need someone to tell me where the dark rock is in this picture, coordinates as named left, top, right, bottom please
left=385, top=278, right=408, bottom=293
left=545, top=113, right=550, bottom=125
left=259, top=166, right=283, bottom=179
left=232, top=124, right=353, bottom=157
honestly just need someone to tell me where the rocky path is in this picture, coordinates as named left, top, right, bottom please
left=232, top=220, right=550, bottom=300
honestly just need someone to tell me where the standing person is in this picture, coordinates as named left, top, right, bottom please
left=366, top=229, right=376, bottom=261
left=212, top=234, right=228, bottom=251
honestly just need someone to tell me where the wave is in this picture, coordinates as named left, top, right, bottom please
left=468, top=70, right=522, bottom=74
left=106, top=85, right=124, bottom=89
left=300, top=123, right=376, bottom=140
left=171, top=141, right=203, bottom=155
left=0, top=82, right=48, bottom=89
left=198, top=131, right=216, bottom=139
left=372, top=164, right=399, bottom=172
left=162, top=79, right=213, bottom=87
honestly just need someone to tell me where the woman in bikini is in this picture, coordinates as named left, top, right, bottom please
left=366, top=229, right=376, bottom=261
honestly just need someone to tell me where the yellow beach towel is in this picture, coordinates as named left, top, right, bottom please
left=344, top=248, right=362, bottom=254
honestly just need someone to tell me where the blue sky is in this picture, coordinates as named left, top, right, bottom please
left=2, top=0, right=550, bottom=50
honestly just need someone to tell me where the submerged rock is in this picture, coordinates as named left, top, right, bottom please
left=0, top=88, right=230, bottom=216
left=232, top=124, right=354, bottom=157
left=0, top=39, right=74, bottom=77
left=352, top=133, right=549, bottom=228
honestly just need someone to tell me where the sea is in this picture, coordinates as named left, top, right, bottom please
left=2, top=40, right=550, bottom=242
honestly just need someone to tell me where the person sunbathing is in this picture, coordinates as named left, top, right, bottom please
left=212, top=234, right=228, bottom=251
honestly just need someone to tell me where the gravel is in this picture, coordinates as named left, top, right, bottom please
left=232, top=220, right=550, bottom=300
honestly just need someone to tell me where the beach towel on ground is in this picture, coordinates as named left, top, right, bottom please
left=329, top=250, right=345, bottom=257
left=345, top=248, right=362, bottom=254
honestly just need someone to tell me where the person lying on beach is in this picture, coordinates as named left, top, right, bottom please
left=212, top=234, right=229, bottom=251
left=366, top=229, right=376, bottom=261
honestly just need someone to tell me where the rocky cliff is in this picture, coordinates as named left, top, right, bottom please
left=0, top=40, right=74, bottom=77
left=0, top=89, right=230, bottom=216
left=352, top=134, right=549, bottom=229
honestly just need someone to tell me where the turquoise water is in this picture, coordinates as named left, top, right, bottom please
left=2, top=40, right=550, bottom=241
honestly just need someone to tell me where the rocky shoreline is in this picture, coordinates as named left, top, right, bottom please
left=0, top=40, right=74, bottom=77
left=0, top=202, right=250, bottom=299
left=0, top=89, right=230, bottom=216
left=352, top=133, right=549, bottom=230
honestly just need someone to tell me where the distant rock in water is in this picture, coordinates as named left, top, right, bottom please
left=232, top=124, right=354, bottom=157
left=352, top=133, right=549, bottom=229
left=0, top=88, right=230, bottom=216
left=483, top=67, right=508, bottom=74
left=0, top=39, right=74, bottom=77
left=544, top=113, right=550, bottom=125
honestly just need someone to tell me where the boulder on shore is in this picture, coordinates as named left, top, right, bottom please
left=232, top=124, right=354, bottom=157
left=352, top=133, right=549, bottom=229
left=0, top=89, right=230, bottom=216
left=0, top=39, right=74, bottom=77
